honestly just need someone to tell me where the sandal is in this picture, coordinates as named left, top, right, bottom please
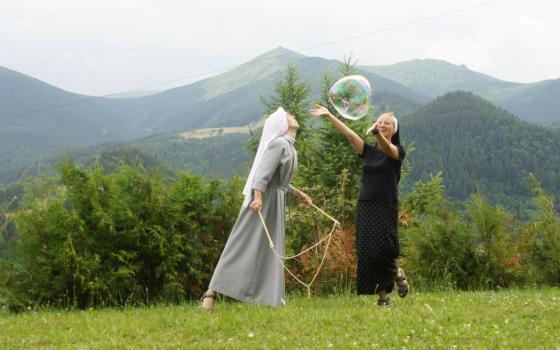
left=395, top=267, right=409, bottom=298
left=200, top=291, right=216, bottom=310
left=377, top=296, right=391, bottom=306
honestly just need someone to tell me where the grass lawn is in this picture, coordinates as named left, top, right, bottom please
left=1, top=289, right=559, bottom=349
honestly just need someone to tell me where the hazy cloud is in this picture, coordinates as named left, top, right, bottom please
left=1, top=0, right=558, bottom=95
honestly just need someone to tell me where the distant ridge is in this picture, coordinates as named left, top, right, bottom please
left=362, top=59, right=560, bottom=125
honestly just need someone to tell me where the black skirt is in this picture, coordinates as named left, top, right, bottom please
left=355, top=200, right=399, bottom=295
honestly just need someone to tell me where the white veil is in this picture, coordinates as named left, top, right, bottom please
left=242, top=107, right=289, bottom=207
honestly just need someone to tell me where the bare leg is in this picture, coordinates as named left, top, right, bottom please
left=395, top=267, right=409, bottom=298
left=201, top=288, right=216, bottom=310
left=378, top=289, right=390, bottom=306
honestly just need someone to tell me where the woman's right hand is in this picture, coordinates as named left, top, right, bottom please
left=294, top=189, right=312, bottom=205
left=309, top=104, right=333, bottom=118
left=250, top=197, right=263, bottom=212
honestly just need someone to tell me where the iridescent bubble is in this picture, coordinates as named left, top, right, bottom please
left=328, top=75, right=371, bottom=120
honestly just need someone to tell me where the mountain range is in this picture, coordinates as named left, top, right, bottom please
left=362, top=59, right=560, bottom=125
left=22, top=91, right=558, bottom=217
left=1, top=47, right=559, bottom=186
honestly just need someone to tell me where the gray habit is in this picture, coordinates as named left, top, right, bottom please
left=209, top=135, right=297, bottom=307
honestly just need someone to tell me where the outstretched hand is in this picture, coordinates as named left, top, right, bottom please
left=309, top=104, right=333, bottom=118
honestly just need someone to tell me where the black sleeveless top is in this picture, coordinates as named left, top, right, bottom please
left=358, top=143, right=406, bottom=202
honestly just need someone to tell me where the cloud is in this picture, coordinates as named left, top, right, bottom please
left=1, top=0, right=559, bottom=93
left=422, top=40, right=493, bottom=72
left=17, top=18, right=36, bottom=31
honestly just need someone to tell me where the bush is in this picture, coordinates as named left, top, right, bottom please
left=518, top=175, right=560, bottom=286
left=1, top=160, right=242, bottom=309
left=400, top=175, right=527, bottom=290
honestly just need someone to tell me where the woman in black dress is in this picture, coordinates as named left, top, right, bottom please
left=309, top=104, right=408, bottom=305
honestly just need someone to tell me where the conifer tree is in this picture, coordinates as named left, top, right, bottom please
left=247, top=64, right=312, bottom=154
left=308, top=56, right=374, bottom=205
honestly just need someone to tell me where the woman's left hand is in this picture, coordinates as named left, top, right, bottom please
left=366, top=122, right=379, bottom=135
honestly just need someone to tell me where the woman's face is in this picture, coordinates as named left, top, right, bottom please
left=375, top=115, right=395, bottom=139
left=287, top=114, right=299, bottom=129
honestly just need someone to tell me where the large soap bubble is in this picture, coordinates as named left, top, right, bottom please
left=328, top=75, right=371, bottom=120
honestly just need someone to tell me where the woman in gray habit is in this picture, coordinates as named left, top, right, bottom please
left=201, top=107, right=312, bottom=310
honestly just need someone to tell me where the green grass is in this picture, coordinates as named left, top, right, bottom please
left=1, top=289, right=559, bottom=349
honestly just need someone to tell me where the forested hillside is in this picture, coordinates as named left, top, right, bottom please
left=401, top=91, right=560, bottom=213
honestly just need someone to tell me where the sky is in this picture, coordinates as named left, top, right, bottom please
left=1, top=0, right=559, bottom=96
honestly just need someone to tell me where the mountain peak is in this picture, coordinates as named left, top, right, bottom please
left=377, top=58, right=472, bottom=72
left=362, top=58, right=518, bottom=102
left=201, top=47, right=306, bottom=100
left=250, top=47, right=306, bottom=62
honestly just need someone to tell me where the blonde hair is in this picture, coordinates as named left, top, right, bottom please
left=378, top=112, right=398, bottom=134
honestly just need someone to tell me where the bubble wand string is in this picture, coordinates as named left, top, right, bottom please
left=257, top=200, right=340, bottom=298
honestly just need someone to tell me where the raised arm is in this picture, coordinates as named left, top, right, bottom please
left=309, top=104, right=364, bottom=154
